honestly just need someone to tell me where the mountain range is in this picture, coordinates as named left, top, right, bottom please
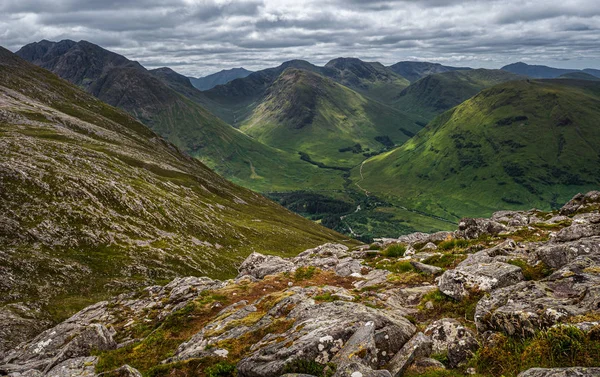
left=502, top=62, right=600, bottom=79
left=14, top=39, right=600, bottom=242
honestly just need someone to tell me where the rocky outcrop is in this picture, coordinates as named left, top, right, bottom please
left=424, top=318, right=478, bottom=368
left=475, top=256, right=600, bottom=336
left=236, top=299, right=414, bottom=377
left=518, top=367, right=600, bottom=377
left=560, top=191, right=600, bottom=216
left=386, top=332, right=432, bottom=377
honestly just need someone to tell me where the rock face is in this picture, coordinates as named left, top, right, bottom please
left=560, top=191, right=600, bottom=216
left=2, top=191, right=600, bottom=377
left=236, top=300, right=414, bottom=377
left=475, top=256, right=600, bottom=336
left=424, top=318, right=478, bottom=368
left=518, top=367, right=600, bottom=377
left=386, top=332, right=432, bottom=377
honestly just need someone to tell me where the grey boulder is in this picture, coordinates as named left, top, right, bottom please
left=518, top=367, right=600, bottom=377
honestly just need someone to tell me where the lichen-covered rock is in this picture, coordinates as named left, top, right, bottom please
left=438, top=261, right=523, bottom=300
left=43, top=324, right=116, bottom=373
left=518, top=367, right=600, bottom=377
left=332, top=362, right=392, bottom=377
left=457, top=218, right=507, bottom=239
left=376, top=231, right=452, bottom=247
left=386, top=332, right=432, bottom=377
left=331, top=322, right=378, bottom=368
left=409, top=261, right=442, bottom=276
left=235, top=298, right=415, bottom=377
left=536, top=237, right=600, bottom=269
left=424, top=318, right=478, bottom=368
left=238, top=252, right=295, bottom=279
left=97, top=365, right=143, bottom=377
left=475, top=256, right=600, bottom=336
left=413, top=357, right=445, bottom=370
left=553, top=214, right=600, bottom=242
left=45, top=356, right=97, bottom=377
left=560, top=191, right=600, bottom=216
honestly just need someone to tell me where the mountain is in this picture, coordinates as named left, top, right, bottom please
left=203, top=58, right=411, bottom=126
left=200, top=60, right=323, bottom=126
left=240, top=68, right=424, bottom=167
left=323, top=57, right=410, bottom=103
left=17, top=40, right=344, bottom=193
left=559, top=72, right=600, bottom=81
left=388, top=61, right=471, bottom=82
left=352, top=79, right=600, bottom=222
left=393, top=69, right=524, bottom=118
left=189, top=67, right=252, bottom=90
left=501, top=62, right=600, bottom=79
left=583, top=68, right=600, bottom=77
left=0, top=46, right=350, bottom=351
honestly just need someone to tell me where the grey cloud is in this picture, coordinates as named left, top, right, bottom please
left=0, top=0, right=599, bottom=77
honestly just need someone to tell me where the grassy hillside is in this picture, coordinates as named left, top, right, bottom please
left=240, top=68, right=425, bottom=168
left=393, top=69, right=524, bottom=119
left=352, top=79, right=600, bottom=221
left=0, top=47, right=351, bottom=343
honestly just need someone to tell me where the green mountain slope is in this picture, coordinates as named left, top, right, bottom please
left=352, top=79, right=600, bottom=221
left=17, top=40, right=343, bottom=193
left=393, top=69, right=524, bottom=118
left=240, top=68, right=425, bottom=167
left=0, top=47, right=350, bottom=347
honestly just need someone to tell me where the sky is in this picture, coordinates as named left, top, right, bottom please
left=1, top=0, right=599, bottom=77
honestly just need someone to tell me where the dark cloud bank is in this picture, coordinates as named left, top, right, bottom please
left=1, top=0, right=599, bottom=76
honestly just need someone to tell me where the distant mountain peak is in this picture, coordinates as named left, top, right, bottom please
left=189, top=67, right=253, bottom=90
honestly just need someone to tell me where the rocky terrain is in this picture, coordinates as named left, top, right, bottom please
left=2, top=191, right=599, bottom=377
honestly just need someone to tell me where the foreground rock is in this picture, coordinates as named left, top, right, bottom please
left=518, top=367, right=600, bottom=377
left=2, top=191, right=600, bottom=377
left=424, top=318, right=478, bottom=368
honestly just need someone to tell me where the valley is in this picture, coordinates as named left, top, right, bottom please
left=14, top=40, right=600, bottom=243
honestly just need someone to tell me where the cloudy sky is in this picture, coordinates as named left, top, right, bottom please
left=1, top=0, right=599, bottom=77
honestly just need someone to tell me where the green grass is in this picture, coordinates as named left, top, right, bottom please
left=393, top=69, right=524, bottom=119
left=418, top=289, right=484, bottom=323
left=469, top=325, right=600, bottom=377
left=507, top=259, right=553, bottom=281
left=382, top=244, right=406, bottom=257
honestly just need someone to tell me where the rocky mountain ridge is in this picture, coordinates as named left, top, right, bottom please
left=3, top=191, right=599, bottom=377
